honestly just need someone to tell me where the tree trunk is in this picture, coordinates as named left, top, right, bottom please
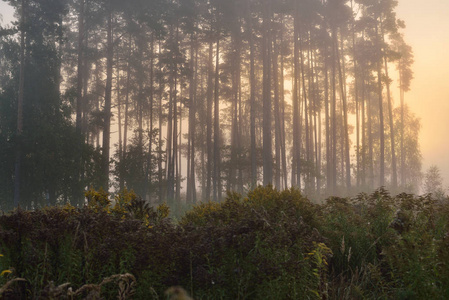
left=331, top=28, right=337, bottom=194
left=351, top=0, right=360, bottom=189
left=377, top=62, right=385, bottom=187
left=102, top=7, right=113, bottom=191
left=187, top=32, right=197, bottom=204
left=205, top=36, right=213, bottom=201
left=14, top=0, right=27, bottom=207
left=361, top=74, right=366, bottom=187
left=213, top=29, right=221, bottom=200
left=262, top=0, right=272, bottom=186
left=299, top=30, right=310, bottom=191
left=292, top=1, right=301, bottom=188
left=324, top=38, right=331, bottom=195
left=158, top=40, right=164, bottom=203
left=248, top=8, right=257, bottom=188
left=272, top=31, right=281, bottom=189
left=336, top=30, right=351, bottom=191
left=383, top=48, right=397, bottom=189
left=229, top=32, right=239, bottom=192
left=76, top=0, right=85, bottom=134
left=146, top=32, right=155, bottom=202
left=120, top=39, right=131, bottom=191
left=376, top=22, right=385, bottom=187
left=400, top=70, right=405, bottom=186
left=166, top=27, right=175, bottom=201
left=279, top=17, right=288, bottom=189
left=116, top=50, right=122, bottom=187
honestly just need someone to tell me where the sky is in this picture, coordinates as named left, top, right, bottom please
left=1, top=0, right=449, bottom=189
left=395, top=0, right=449, bottom=188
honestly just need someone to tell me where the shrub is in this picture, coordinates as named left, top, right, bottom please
left=1, top=186, right=449, bottom=299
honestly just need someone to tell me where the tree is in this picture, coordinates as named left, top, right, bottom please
left=13, top=0, right=27, bottom=207
left=423, top=165, right=444, bottom=198
left=0, top=0, right=423, bottom=208
left=391, top=30, right=414, bottom=188
left=262, top=0, right=272, bottom=186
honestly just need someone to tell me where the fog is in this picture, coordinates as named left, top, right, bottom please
left=0, top=0, right=448, bottom=210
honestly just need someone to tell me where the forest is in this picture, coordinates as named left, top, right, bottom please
left=2, top=1, right=449, bottom=299
left=0, top=0, right=422, bottom=211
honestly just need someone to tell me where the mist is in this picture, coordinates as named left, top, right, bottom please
left=2, top=1, right=449, bottom=298
left=0, top=0, right=447, bottom=208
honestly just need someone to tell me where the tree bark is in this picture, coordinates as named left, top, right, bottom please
left=187, top=32, right=197, bottom=204
left=205, top=36, right=213, bottom=201
left=272, top=31, right=281, bottom=189
left=292, top=1, right=301, bottom=188
left=102, top=6, right=113, bottom=191
left=213, top=26, right=221, bottom=200
left=247, top=6, right=257, bottom=188
left=14, top=0, right=27, bottom=207
left=262, top=0, right=272, bottom=186
left=336, top=30, right=351, bottom=191
left=76, top=0, right=85, bottom=134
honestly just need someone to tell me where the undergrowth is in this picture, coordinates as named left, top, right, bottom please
left=0, top=186, right=448, bottom=299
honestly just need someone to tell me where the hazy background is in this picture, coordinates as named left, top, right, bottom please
left=1, top=0, right=449, bottom=190
left=395, top=0, right=449, bottom=189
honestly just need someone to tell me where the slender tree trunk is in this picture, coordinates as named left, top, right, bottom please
left=172, top=40, right=179, bottom=203
left=351, top=0, right=360, bottom=189
left=376, top=22, right=385, bottom=187
left=200, top=63, right=206, bottom=199
left=237, top=31, right=243, bottom=194
left=176, top=33, right=182, bottom=203
left=248, top=10, right=257, bottom=188
left=158, top=40, right=164, bottom=203
left=192, top=38, right=198, bottom=201
left=368, top=90, right=374, bottom=188
left=116, top=51, right=122, bottom=182
left=102, top=7, right=113, bottom=191
left=187, top=33, right=197, bottom=204
left=81, top=29, right=89, bottom=140
left=76, top=0, right=85, bottom=133
left=361, top=74, right=366, bottom=187
left=176, top=65, right=182, bottom=202
left=94, top=47, right=101, bottom=149
left=377, top=62, right=385, bottom=187
left=14, top=0, right=27, bottom=207
left=336, top=30, right=351, bottom=191
left=292, top=2, right=301, bottom=188
left=324, top=40, right=331, bottom=195
left=312, top=50, right=321, bottom=196
left=400, top=71, right=405, bottom=186
left=166, top=28, right=175, bottom=201
left=299, top=31, right=310, bottom=191
left=213, top=29, right=221, bottom=200
left=120, top=39, right=131, bottom=191
left=229, top=33, right=238, bottom=192
left=272, top=32, right=281, bottom=189
left=279, top=17, right=288, bottom=189
left=146, top=33, right=155, bottom=202
left=262, top=0, right=273, bottom=186
left=306, top=34, right=316, bottom=194
left=331, top=28, right=337, bottom=194
left=205, top=36, right=213, bottom=201
left=384, top=49, right=397, bottom=188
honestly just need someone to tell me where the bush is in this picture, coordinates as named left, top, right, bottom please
left=1, top=186, right=449, bottom=299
